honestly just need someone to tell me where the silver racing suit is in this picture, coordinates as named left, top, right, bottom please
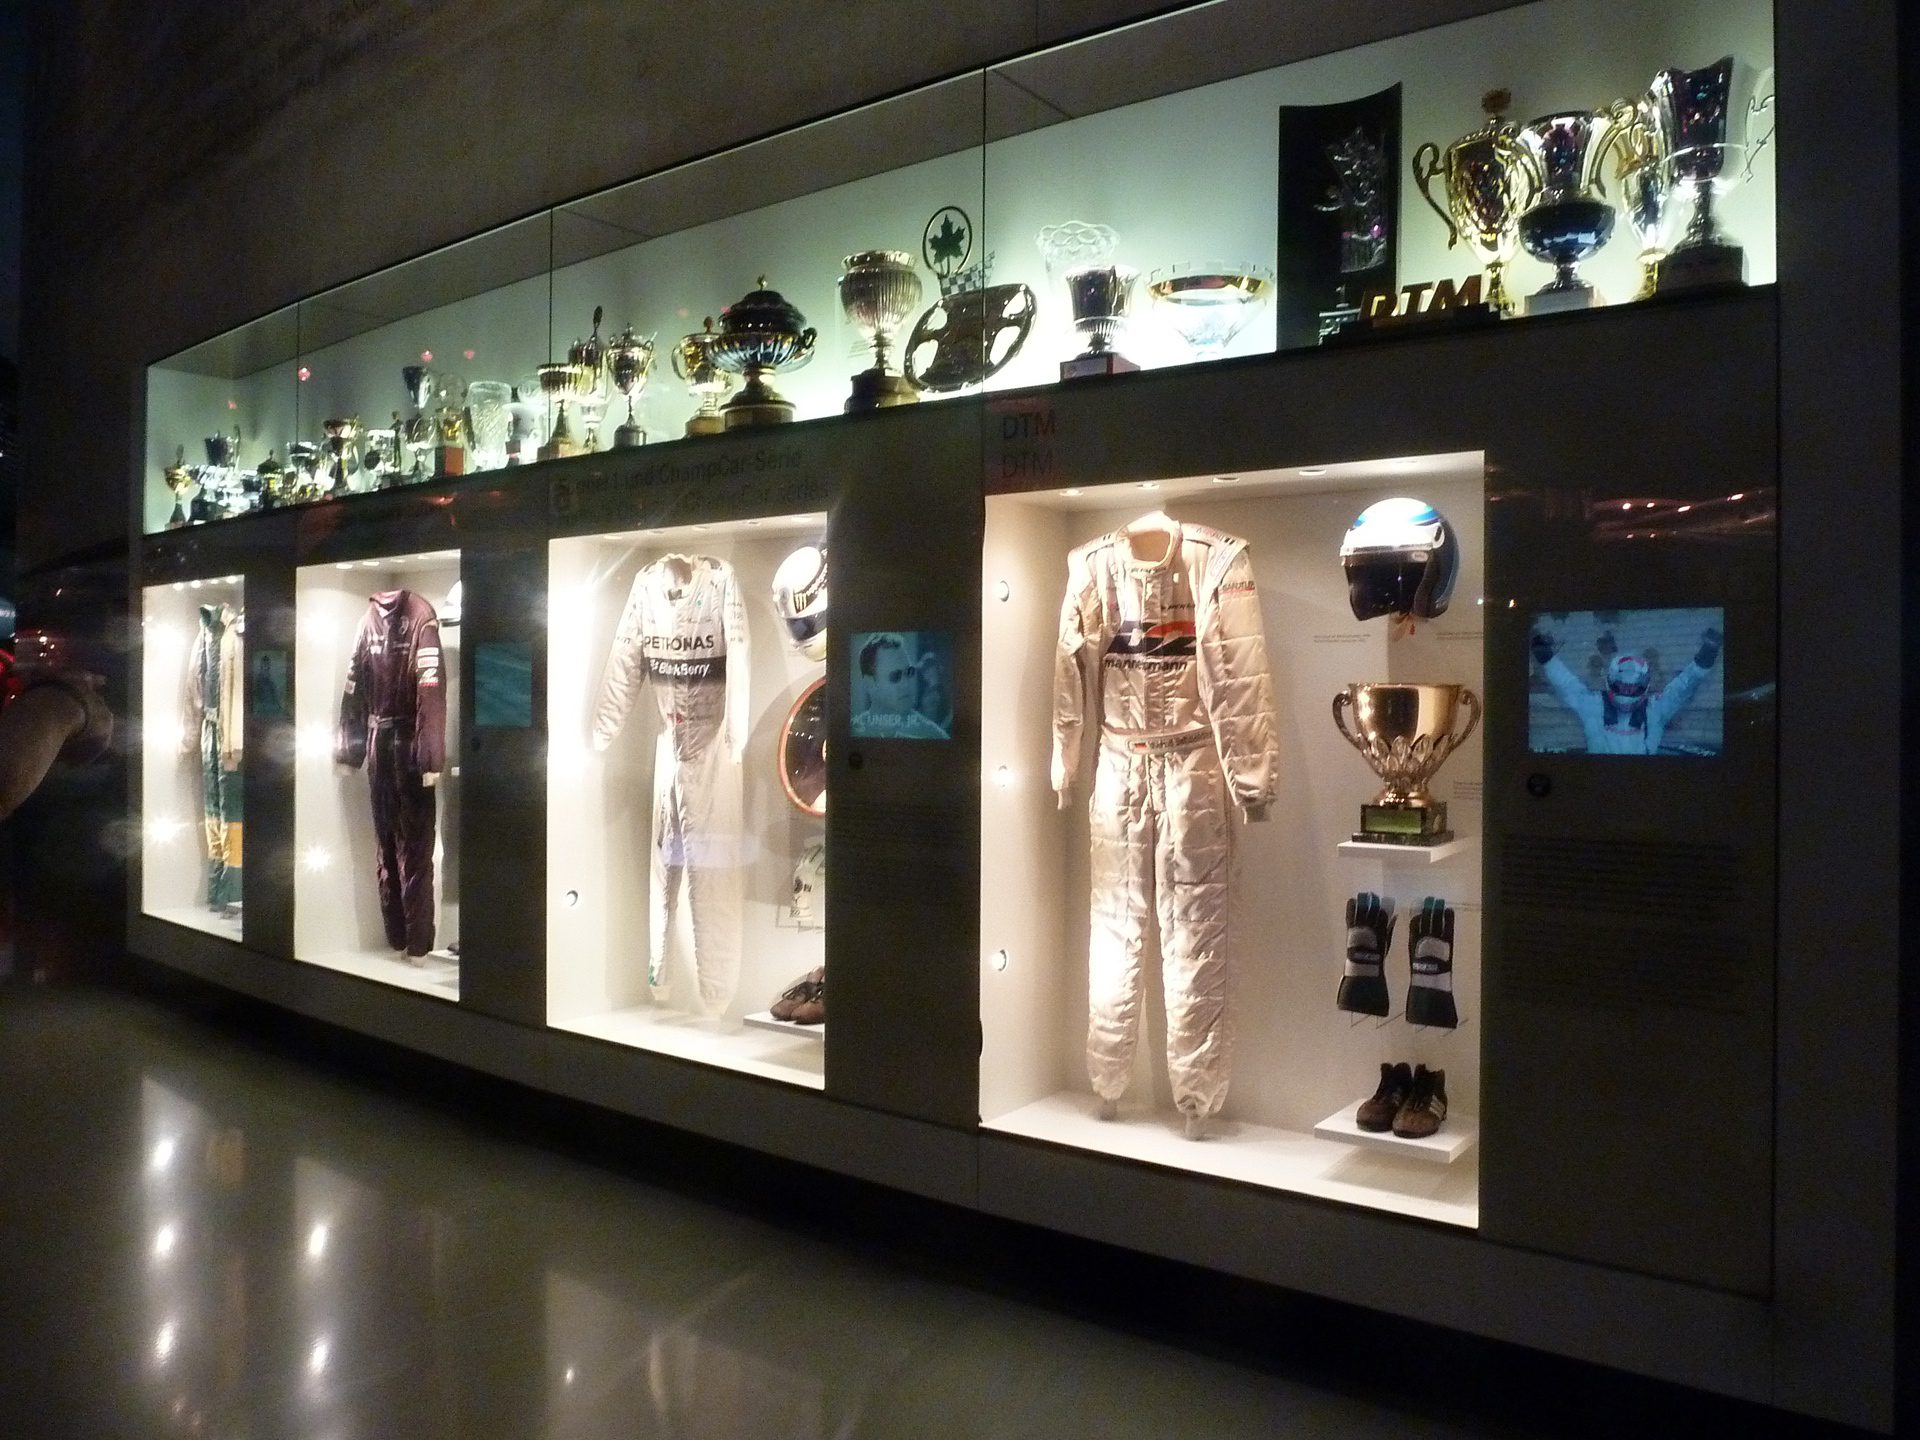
left=593, top=555, right=749, bottom=1013
left=1053, top=515, right=1278, bottom=1119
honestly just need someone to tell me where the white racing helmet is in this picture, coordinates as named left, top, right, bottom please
left=1339, top=497, right=1458, bottom=621
left=772, top=544, right=829, bottom=661
left=441, top=579, right=463, bottom=627
left=1605, top=653, right=1652, bottom=708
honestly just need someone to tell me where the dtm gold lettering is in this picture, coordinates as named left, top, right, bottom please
left=1365, top=274, right=1485, bottom=324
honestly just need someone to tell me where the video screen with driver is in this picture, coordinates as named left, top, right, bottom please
left=1527, top=607, right=1725, bottom=756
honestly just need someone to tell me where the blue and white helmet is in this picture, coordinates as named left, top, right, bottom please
left=1339, top=497, right=1458, bottom=621
left=772, top=544, right=828, bottom=661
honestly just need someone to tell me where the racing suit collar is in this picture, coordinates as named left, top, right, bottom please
left=1122, top=512, right=1179, bottom=572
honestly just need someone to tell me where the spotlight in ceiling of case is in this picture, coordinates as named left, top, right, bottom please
left=154, top=1321, right=177, bottom=1361
left=1136, top=481, right=1160, bottom=490
left=150, top=1137, right=177, bottom=1172
left=302, top=845, right=332, bottom=873
left=152, top=1224, right=177, bottom=1259
left=991, top=949, right=1010, bottom=972
left=307, top=1223, right=329, bottom=1260
left=1212, top=474, right=1239, bottom=485
left=297, top=725, right=332, bottom=758
left=147, top=816, right=186, bottom=845
left=1299, top=466, right=1327, bottom=476
left=564, top=890, right=580, bottom=909
left=1060, top=488, right=1082, bottom=497
left=994, top=580, right=1011, bottom=601
left=993, top=765, right=1012, bottom=787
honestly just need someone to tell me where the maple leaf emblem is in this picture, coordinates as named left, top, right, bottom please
left=924, top=208, right=971, bottom=272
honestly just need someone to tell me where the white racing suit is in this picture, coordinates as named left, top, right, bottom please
left=1540, top=654, right=1710, bottom=754
left=593, top=555, right=749, bottom=1013
left=1053, top=515, right=1279, bottom=1120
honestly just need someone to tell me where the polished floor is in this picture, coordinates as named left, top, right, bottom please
left=0, top=976, right=1860, bottom=1440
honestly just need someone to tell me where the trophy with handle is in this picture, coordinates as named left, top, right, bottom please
left=1332, top=682, right=1481, bottom=845
left=1411, top=90, right=1537, bottom=317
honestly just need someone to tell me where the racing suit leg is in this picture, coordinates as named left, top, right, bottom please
left=368, top=723, right=436, bottom=955
left=1086, top=738, right=1154, bottom=1102
left=198, top=716, right=229, bottom=908
left=1157, top=739, right=1233, bottom=1119
left=213, top=757, right=244, bottom=910
left=648, top=734, right=683, bottom=993
left=682, top=742, right=742, bottom=1015
left=394, top=767, right=438, bottom=957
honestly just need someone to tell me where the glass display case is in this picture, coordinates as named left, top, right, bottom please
left=141, top=576, right=248, bottom=940
left=980, top=455, right=1485, bottom=1225
left=140, top=0, right=1776, bottom=536
left=547, top=515, right=830, bottom=1089
left=294, top=550, right=463, bottom=998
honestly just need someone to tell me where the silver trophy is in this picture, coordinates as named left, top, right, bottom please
left=604, top=327, right=656, bottom=448
left=1332, top=682, right=1482, bottom=845
left=1650, top=56, right=1748, bottom=292
left=710, top=279, right=817, bottom=429
left=1146, top=263, right=1276, bottom=360
left=1516, top=110, right=1618, bottom=313
left=1038, top=221, right=1139, bottom=379
left=671, top=318, right=733, bottom=437
left=1598, top=94, right=1669, bottom=301
left=838, top=250, right=923, bottom=412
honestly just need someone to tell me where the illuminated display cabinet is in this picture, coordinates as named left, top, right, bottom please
left=121, top=0, right=1903, bottom=1430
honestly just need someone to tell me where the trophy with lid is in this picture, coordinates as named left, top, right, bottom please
left=604, top=325, right=656, bottom=448
left=671, top=318, right=733, bottom=437
left=536, top=307, right=608, bottom=460
left=1514, top=109, right=1619, bottom=313
left=838, top=250, right=923, bottom=412
left=254, top=449, right=286, bottom=510
left=322, top=417, right=361, bottom=497
left=710, top=279, right=817, bottom=429
left=1412, top=91, right=1537, bottom=316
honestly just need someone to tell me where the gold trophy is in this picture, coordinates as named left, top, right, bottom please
left=1600, top=96, right=1668, bottom=301
left=605, top=325, right=656, bottom=448
left=163, top=446, right=194, bottom=529
left=710, top=279, right=817, bottom=429
left=322, top=417, right=361, bottom=497
left=1411, top=90, right=1537, bottom=316
left=1332, top=682, right=1481, bottom=844
left=671, top=318, right=733, bottom=437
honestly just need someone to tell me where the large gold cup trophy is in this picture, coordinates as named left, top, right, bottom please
left=1332, top=682, right=1481, bottom=845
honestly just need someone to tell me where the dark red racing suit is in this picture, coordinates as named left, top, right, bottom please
left=335, top=590, right=447, bottom=956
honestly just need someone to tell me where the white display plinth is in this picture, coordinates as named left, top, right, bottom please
left=1337, top=837, right=1471, bottom=863
left=298, top=948, right=460, bottom=1001
left=1313, top=1101, right=1478, bottom=1164
left=554, top=1006, right=826, bottom=1091
left=742, top=1010, right=826, bottom=1042
left=984, top=1092, right=1478, bottom=1228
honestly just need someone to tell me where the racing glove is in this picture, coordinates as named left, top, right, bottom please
left=1406, top=895, right=1459, bottom=1029
left=1337, top=891, right=1394, bottom=1017
left=1529, top=631, right=1555, bottom=666
left=1694, top=626, right=1723, bottom=670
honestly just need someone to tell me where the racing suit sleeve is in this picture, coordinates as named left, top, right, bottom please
left=591, top=571, right=649, bottom=752
left=334, top=614, right=370, bottom=769
left=1540, top=654, right=1603, bottom=731
left=1196, top=544, right=1279, bottom=817
left=182, top=624, right=206, bottom=756
left=219, top=619, right=244, bottom=771
left=1648, top=660, right=1710, bottom=733
left=1050, top=548, right=1094, bottom=802
left=412, top=606, right=447, bottom=775
left=722, top=562, right=749, bottom=763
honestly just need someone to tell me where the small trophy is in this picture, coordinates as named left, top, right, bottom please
left=838, top=250, right=923, bottom=412
left=1515, top=110, right=1619, bottom=313
left=537, top=308, right=609, bottom=458
left=254, top=449, right=285, bottom=511
left=1650, top=56, right=1749, bottom=293
left=322, top=417, right=360, bottom=497
left=710, top=279, right=817, bottom=428
left=1039, top=221, right=1136, bottom=379
left=286, top=441, right=324, bottom=503
left=671, top=318, right=732, bottom=437
left=1332, top=682, right=1481, bottom=845
left=163, top=446, right=194, bottom=529
left=604, top=326, right=655, bottom=447
left=431, top=390, right=467, bottom=478
left=1412, top=91, right=1536, bottom=316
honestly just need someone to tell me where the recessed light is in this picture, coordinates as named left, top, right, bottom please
left=1298, top=467, right=1327, bottom=477
left=1678, top=504, right=1692, bottom=513
left=1060, top=488, right=1082, bottom=497
left=1729, top=492, right=1745, bottom=501
left=1620, top=501, right=1632, bottom=511
left=1212, top=475, right=1239, bottom=485
left=1137, top=481, right=1160, bottom=491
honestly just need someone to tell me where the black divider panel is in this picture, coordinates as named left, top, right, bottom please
left=825, top=405, right=984, bottom=1126
left=242, top=562, right=297, bottom=960
left=457, top=542, right=548, bottom=1026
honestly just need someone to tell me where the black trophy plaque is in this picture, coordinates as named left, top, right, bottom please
left=1277, top=84, right=1402, bottom=349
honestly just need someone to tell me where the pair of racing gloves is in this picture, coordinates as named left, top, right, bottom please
left=1338, top=892, right=1458, bottom=1029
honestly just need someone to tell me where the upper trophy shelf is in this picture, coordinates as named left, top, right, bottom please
left=141, top=0, right=1776, bottom=536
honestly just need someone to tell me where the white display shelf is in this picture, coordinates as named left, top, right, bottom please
left=554, top=1005, right=826, bottom=1090
left=147, top=905, right=244, bottom=943
left=742, top=1010, right=826, bottom=1042
left=297, top=947, right=461, bottom=1001
left=1313, top=1101, right=1478, bottom=1165
left=984, top=1091, right=1478, bottom=1228
left=1336, top=837, right=1471, bottom=863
